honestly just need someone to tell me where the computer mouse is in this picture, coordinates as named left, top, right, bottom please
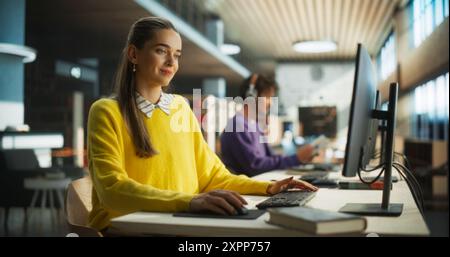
left=235, top=206, right=249, bottom=215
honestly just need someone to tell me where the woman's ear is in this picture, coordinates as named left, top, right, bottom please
left=127, top=45, right=138, bottom=64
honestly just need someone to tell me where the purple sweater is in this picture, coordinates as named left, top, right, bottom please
left=220, top=113, right=300, bottom=176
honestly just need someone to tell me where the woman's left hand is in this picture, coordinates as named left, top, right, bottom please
left=266, top=176, right=318, bottom=195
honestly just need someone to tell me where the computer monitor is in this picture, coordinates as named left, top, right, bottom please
left=298, top=106, right=337, bottom=138
left=342, top=45, right=378, bottom=177
left=339, top=44, right=403, bottom=216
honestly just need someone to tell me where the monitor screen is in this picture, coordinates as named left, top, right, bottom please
left=342, top=44, right=377, bottom=177
left=298, top=106, right=337, bottom=138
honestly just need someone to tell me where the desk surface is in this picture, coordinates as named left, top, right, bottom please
left=110, top=170, right=430, bottom=236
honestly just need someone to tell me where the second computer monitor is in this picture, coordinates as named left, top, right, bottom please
left=298, top=106, right=337, bottom=138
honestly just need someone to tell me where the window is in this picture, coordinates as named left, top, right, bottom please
left=411, top=0, right=449, bottom=48
left=411, top=72, right=449, bottom=140
left=377, top=32, right=396, bottom=81
left=445, top=0, right=450, bottom=17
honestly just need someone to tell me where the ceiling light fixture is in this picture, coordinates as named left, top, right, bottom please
left=292, top=40, right=337, bottom=53
left=0, top=43, right=37, bottom=63
left=70, top=67, right=82, bottom=79
left=220, top=43, right=241, bottom=55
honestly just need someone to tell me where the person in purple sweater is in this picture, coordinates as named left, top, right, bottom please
left=220, top=74, right=315, bottom=176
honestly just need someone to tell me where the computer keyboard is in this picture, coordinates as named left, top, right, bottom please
left=311, top=163, right=340, bottom=171
left=256, top=191, right=316, bottom=209
left=299, top=175, right=339, bottom=188
left=310, top=178, right=338, bottom=188
left=300, top=174, right=327, bottom=182
left=291, top=163, right=340, bottom=172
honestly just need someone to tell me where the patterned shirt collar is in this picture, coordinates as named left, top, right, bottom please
left=135, top=91, right=174, bottom=118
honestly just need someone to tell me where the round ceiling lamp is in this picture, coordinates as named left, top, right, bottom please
left=292, top=40, right=337, bottom=53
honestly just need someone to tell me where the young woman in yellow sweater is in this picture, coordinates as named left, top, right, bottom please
left=87, top=17, right=318, bottom=231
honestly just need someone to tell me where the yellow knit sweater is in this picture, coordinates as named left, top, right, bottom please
left=87, top=96, right=271, bottom=230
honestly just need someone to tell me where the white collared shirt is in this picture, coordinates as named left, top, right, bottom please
left=135, top=91, right=174, bottom=118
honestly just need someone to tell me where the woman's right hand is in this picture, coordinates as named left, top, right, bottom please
left=189, top=190, right=247, bottom=216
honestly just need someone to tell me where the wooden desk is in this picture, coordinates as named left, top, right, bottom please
left=110, top=170, right=430, bottom=236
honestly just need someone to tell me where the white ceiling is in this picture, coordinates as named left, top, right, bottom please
left=197, top=0, right=402, bottom=63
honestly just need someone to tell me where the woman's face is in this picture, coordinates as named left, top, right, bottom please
left=133, top=29, right=182, bottom=87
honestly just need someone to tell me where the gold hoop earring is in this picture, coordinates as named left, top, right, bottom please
left=133, top=64, right=136, bottom=72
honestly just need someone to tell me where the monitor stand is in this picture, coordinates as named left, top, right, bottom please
left=340, top=203, right=403, bottom=216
